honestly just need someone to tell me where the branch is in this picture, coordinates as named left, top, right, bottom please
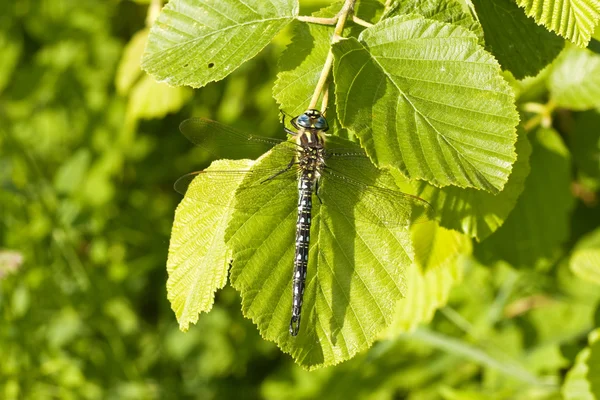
left=308, top=0, right=356, bottom=111
left=146, top=0, right=162, bottom=26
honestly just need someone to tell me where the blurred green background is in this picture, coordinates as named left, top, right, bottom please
left=1, top=1, right=600, bottom=399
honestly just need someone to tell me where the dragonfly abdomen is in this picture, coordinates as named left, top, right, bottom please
left=289, top=173, right=315, bottom=336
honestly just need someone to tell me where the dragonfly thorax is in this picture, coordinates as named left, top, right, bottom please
left=291, top=110, right=328, bottom=164
left=297, top=141, right=325, bottom=180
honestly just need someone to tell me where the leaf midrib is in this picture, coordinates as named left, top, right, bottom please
left=367, top=46, right=505, bottom=190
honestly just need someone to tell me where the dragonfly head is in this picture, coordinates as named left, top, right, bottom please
left=294, top=109, right=329, bottom=132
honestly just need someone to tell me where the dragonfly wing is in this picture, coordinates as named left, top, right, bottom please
left=175, top=165, right=299, bottom=215
left=174, top=170, right=260, bottom=196
left=325, top=147, right=371, bottom=159
left=180, top=118, right=297, bottom=155
left=319, top=167, right=434, bottom=227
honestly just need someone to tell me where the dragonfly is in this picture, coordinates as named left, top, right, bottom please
left=175, top=109, right=434, bottom=336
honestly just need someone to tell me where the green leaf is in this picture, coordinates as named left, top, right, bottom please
left=562, top=329, right=600, bottom=400
left=118, top=29, right=192, bottom=122
left=383, top=0, right=484, bottom=45
left=115, top=29, right=148, bottom=95
left=167, top=159, right=253, bottom=331
left=53, top=149, right=92, bottom=195
left=570, top=228, right=600, bottom=286
left=382, top=223, right=471, bottom=337
left=550, top=47, right=600, bottom=110
left=471, top=0, right=564, bottom=79
left=515, top=0, right=600, bottom=47
left=127, top=74, right=192, bottom=120
left=414, top=127, right=532, bottom=241
left=354, top=0, right=386, bottom=24
left=273, top=18, right=332, bottom=119
left=142, top=0, right=298, bottom=88
left=475, top=128, right=575, bottom=268
left=333, top=15, right=519, bottom=193
left=225, top=136, right=423, bottom=369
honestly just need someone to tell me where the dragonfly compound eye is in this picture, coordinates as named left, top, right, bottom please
left=296, top=113, right=311, bottom=128
left=313, top=116, right=328, bottom=131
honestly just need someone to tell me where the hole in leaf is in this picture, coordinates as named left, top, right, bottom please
left=208, top=63, right=214, bottom=68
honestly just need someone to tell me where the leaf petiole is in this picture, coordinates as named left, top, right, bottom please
left=352, top=15, right=373, bottom=28
left=522, top=99, right=556, bottom=131
left=296, top=15, right=337, bottom=25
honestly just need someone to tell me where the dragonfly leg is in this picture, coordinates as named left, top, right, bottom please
left=289, top=115, right=300, bottom=130
left=281, top=112, right=298, bottom=135
left=261, top=157, right=296, bottom=183
left=315, top=179, right=323, bottom=204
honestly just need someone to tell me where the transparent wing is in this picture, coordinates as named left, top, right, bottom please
left=321, top=139, right=434, bottom=226
left=324, top=133, right=372, bottom=159
left=175, top=138, right=302, bottom=216
left=176, top=166, right=299, bottom=215
left=177, top=165, right=433, bottom=226
left=177, top=119, right=301, bottom=207
left=180, top=118, right=298, bottom=155
left=320, top=167, right=434, bottom=227
left=174, top=165, right=295, bottom=195
left=325, top=147, right=372, bottom=159
left=177, top=124, right=434, bottom=225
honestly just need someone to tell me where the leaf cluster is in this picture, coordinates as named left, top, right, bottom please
left=148, top=0, right=600, bottom=378
left=2, top=0, right=600, bottom=398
